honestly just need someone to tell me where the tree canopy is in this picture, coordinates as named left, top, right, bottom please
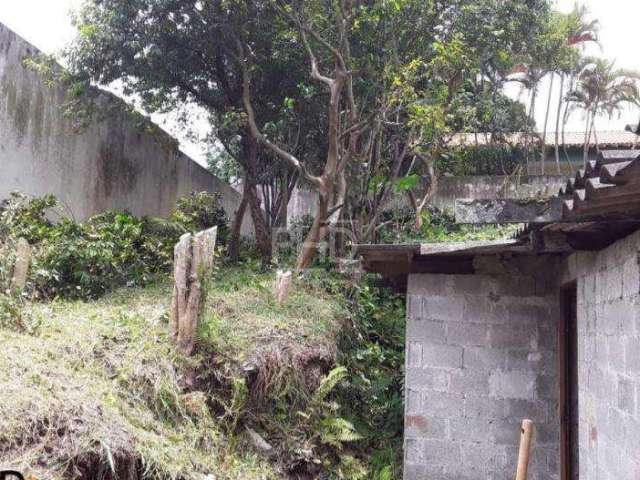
left=65, top=0, right=606, bottom=267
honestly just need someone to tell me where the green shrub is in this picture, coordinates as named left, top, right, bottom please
left=0, top=192, right=229, bottom=300
left=30, top=211, right=175, bottom=299
left=170, top=191, right=229, bottom=243
left=437, top=144, right=533, bottom=176
left=338, top=278, right=406, bottom=479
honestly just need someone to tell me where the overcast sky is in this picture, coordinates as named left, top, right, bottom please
left=1, top=0, right=639, bottom=163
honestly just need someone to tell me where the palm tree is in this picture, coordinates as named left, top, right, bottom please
left=554, top=4, right=599, bottom=174
left=566, top=58, right=640, bottom=167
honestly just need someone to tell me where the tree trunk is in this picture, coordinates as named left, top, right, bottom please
left=243, top=134, right=272, bottom=265
left=295, top=189, right=329, bottom=272
left=554, top=74, right=564, bottom=174
left=227, top=179, right=249, bottom=261
left=170, top=227, right=217, bottom=356
left=592, top=108, right=600, bottom=156
left=525, top=84, right=538, bottom=172
left=540, top=74, right=555, bottom=175
left=561, top=77, right=574, bottom=173
left=583, top=109, right=592, bottom=167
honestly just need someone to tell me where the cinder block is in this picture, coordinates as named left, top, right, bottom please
left=608, top=336, right=626, bottom=372
left=535, top=374, right=558, bottom=400
left=489, top=370, right=536, bottom=399
left=462, top=296, right=503, bottom=324
left=449, top=369, right=490, bottom=397
left=461, top=443, right=508, bottom=472
left=423, top=392, right=465, bottom=418
left=406, top=389, right=421, bottom=414
left=608, top=298, right=637, bottom=336
left=605, top=266, right=624, bottom=302
left=405, top=415, right=446, bottom=439
left=507, top=349, right=556, bottom=373
left=489, top=323, right=538, bottom=349
left=448, top=417, right=492, bottom=443
left=464, top=346, right=507, bottom=370
left=421, top=439, right=462, bottom=466
left=491, top=419, right=522, bottom=445
left=406, top=294, right=422, bottom=319
left=450, top=274, right=497, bottom=296
left=465, top=396, right=508, bottom=419
left=617, top=376, right=635, bottom=415
left=421, top=344, right=463, bottom=369
left=406, top=318, right=446, bottom=342
left=406, top=367, right=450, bottom=391
left=505, top=304, right=551, bottom=325
left=407, top=341, right=423, bottom=368
left=580, top=274, right=596, bottom=302
left=506, top=399, right=548, bottom=423
left=408, top=274, right=451, bottom=296
left=405, top=438, right=423, bottom=463
left=447, top=322, right=489, bottom=347
left=536, top=420, right=560, bottom=445
left=498, top=276, right=537, bottom=297
left=622, top=256, right=640, bottom=298
left=625, top=337, right=640, bottom=374
left=403, top=463, right=427, bottom=480
left=422, top=296, right=464, bottom=321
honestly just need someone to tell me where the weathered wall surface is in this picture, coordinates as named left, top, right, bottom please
left=560, top=230, right=640, bottom=479
left=286, top=175, right=567, bottom=226
left=404, top=267, right=560, bottom=480
left=0, top=23, right=250, bottom=234
left=431, top=174, right=566, bottom=211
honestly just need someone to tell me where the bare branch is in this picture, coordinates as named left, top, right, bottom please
left=238, top=41, right=322, bottom=187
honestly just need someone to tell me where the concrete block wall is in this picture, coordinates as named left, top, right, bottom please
left=0, top=22, right=251, bottom=234
left=561, top=229, right=640, bottom=479
left=404, top=271, right=560, bottom=480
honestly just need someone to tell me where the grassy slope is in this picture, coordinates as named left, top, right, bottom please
left=0, top=267, right=346, bottom=479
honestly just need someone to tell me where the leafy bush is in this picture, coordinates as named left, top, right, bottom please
left=170, top=191, right=228, bottom=243
left=438, top=144, right=534, bottom=176
left=30, top=211, right=176, bottom=299
left=376, top=205, right=518, bottom=244
left=338, top=278, right=406, bottom=479
left=0, top=192, right=229, bottom=300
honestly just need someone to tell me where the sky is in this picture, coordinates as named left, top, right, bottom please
left=1, top=0, right=639, bottom=163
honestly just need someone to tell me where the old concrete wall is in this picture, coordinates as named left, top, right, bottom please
left=431, top=174, right=566, bottom=211
left=404, top=267, right=560, bottom=480
left=560, top=230, right=640, bottom=479
left=286, top=175, right=566, bottom=226
left=0, top=22, right=251, bottom=234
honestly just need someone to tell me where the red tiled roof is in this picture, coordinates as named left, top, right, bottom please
left=449, top=131, right=640, bottom=148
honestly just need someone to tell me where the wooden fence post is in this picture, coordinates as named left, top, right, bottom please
left=515, top=419, right=534, bottom=480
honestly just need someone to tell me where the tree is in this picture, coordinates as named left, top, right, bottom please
left=66, top=0, right=312, bottom=264
left=567, top=58, right=640, bottom=166
left=555, top=5, right=599, bottom=173
left=67, top=0, right=556, bottom=270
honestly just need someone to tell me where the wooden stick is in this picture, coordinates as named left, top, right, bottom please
left=516, top=419, right=534, bottom=480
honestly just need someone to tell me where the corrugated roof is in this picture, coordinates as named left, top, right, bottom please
left=449, top=131, right=640, bottom=148
left=558, top=150, right=640, bottom=220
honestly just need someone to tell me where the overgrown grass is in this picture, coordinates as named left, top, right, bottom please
left=0, top=262, right=405, bottom=479
left=199, top=264, right=347, bottom=361
left=0, top=281, right=278, bottom=479
left=0, top=266, right=360, bottom=479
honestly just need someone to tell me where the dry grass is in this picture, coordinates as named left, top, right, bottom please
left=0, top=268, right=347, bottom=479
